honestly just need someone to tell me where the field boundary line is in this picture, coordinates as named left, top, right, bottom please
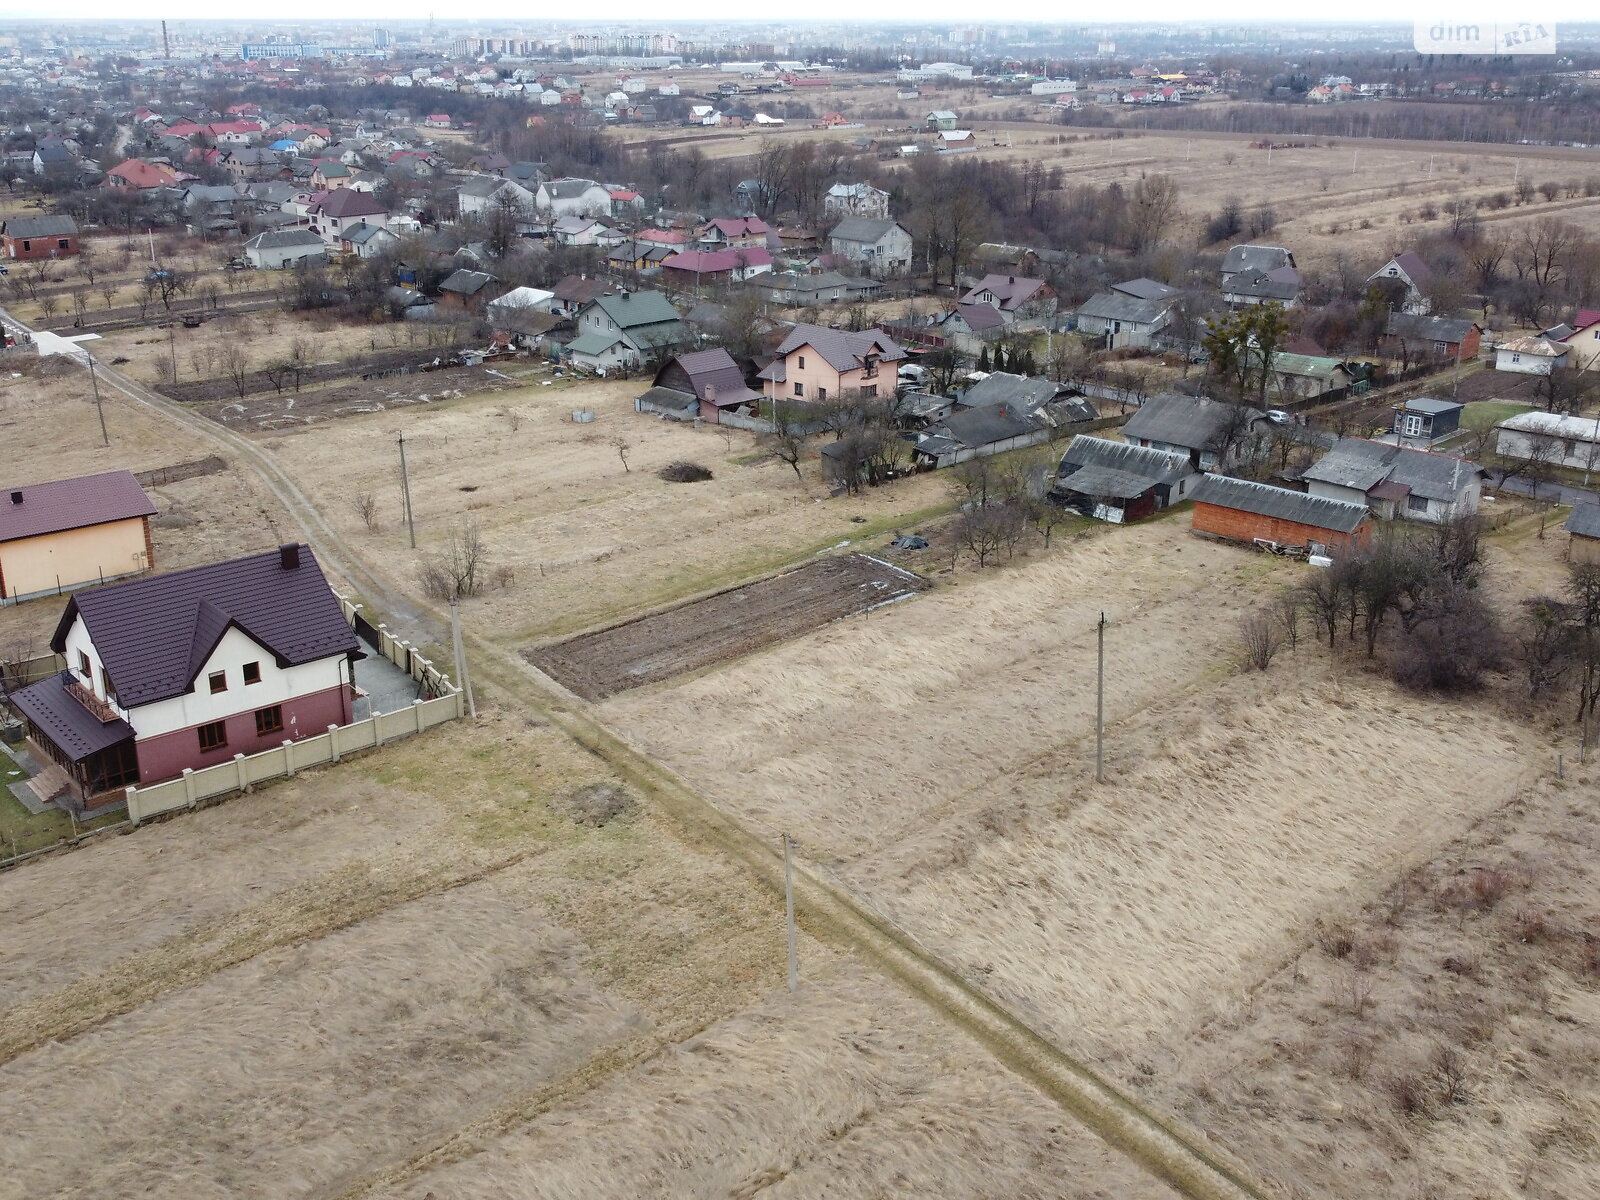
left=0, top=304, right=1276, bottom=1200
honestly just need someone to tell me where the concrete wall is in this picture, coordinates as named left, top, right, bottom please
left=1192, top=501, right=1370, bottom=554
left=0, top=517, right=150, bottom=600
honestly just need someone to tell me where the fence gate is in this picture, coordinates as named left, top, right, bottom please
left=353, top=611, right=382, bottom=648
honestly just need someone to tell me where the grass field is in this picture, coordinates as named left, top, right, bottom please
left=0, top=709, right=1187, bottom=1200
left=269, top=378, right=954, bottom=643
left=600, top=511, right=1591, bottom=1193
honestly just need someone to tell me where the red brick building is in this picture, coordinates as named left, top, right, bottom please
left=1, top=215, right=78, bottom=260
left=1190, top=474, right=1373, bottom=556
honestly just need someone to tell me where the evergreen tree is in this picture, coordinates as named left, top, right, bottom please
left=977, top=346, right=990, bottom=371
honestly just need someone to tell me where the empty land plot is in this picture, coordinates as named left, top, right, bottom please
left=0, top=698, right=1189, bottom=1200
left=267, top=380, right=951, bottom=642
left=604, top=518, right=1545, bottom=1091
left=1147, top=771, right=1600, bottom=1200
left=528, top=553, right=928, bottom=701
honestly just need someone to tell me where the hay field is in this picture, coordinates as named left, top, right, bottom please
left=603, top=517, right=1546, bottom=1079
left=1148, top=769, right=1600, bottom=1200
left=0, top=361, right=294, bottom=653
left=267, top=379, right=951, bottom=642
left=0, top=703, right=1187, bottom=1199
left=377, top=953, right=1179, bottom=1200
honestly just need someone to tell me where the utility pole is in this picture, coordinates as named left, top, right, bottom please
left=83, top=350, right=108, bottom=446
left=397, top=431, right=416, bottom=548
left=1095, top=611, right=1106, bottom=784
left=449, top=598, right=477, bottom=719
left=784, top=832, right=798, bottom=992
left=167, top=324, right=177, bottom=383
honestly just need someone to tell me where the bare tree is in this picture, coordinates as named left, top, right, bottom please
left=353, top=492, right=380, bottom=532
left=1240, top=610, right=1283, bottom=670
left=611, top=436, right=631, bottom=473
left=420, top=521, right=489, bottom=600
left=220, top=340, right=251, bottom=398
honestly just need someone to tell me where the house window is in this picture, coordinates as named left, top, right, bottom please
left=78, top=651, right=92, bottom=678
left=793, top=382, right=804, bottom=397
left=1511, top=353, right=1521, bottom=363
left=797, top=355, right=806, bottom=369
left=197, top=720, right=228, bottom=752
left=1178, top=479, right=1186, bottom=495
left=57, top=238, right=69, bottom=250
left=255, top=705, right=284, bottom=736
left=20, top=240, right=29, bottom=252
left=817, top=387, right=828, bottom=401
left=243, top=661, right=262, bottom=685
left=862, top=385, right=878, bottom=398
left=209, top=670, right=228, bottom=694
left=1406, top=494, right=1428, bottom=513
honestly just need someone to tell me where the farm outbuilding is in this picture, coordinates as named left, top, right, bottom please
left=1566, top=504, right=1600, bottom=565
left=1052, top=436, right=1196, bottom=523
left=1190, top=474, right=1372, bottom=556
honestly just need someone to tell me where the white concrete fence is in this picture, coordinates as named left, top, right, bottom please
left=125, top=593, right=463, bottom=824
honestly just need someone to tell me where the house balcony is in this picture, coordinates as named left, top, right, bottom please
left=66, top=678, right=121, bottom=724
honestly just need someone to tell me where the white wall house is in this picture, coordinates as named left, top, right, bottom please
left=1496, top=411, right=1600, bottom=473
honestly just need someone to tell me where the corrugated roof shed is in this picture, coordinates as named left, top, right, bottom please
left=1058, top=435, right=1192, bottom=485
left=1123, top=394, right=1260, bottom=452
left=1191, top=474, right=1371, bottom=533
left=1566, top=505, right=1600, bottom=539
left=0, top=470, right=156, bottom=544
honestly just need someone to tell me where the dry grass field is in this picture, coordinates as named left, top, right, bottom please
left=601, top=512, right=1592, bottom=1192
left=621, top=117, right=1600, bottom=276
left=0, top=708, right=1184, bottom=1200
left=0, top=360, right=295, bottom=654
left=269, top=378, right=953, bottom=642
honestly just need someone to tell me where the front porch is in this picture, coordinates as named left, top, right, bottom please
left=6, top=670, right=138, bottom=813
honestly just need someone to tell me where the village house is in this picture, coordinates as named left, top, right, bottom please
left=823, top=183, right=891, bottom=220
left=0, top=470, right=156, bottom=603
left=758, top=323, right=906, bottom=402
left=925, top=109, right=960, bottom=130
left=1495, top=335, right=1568, bottom=375
left=698, top=216, right=770, bottom=250
left=1052, top=436, right=1198, bottom=523
left=305, top=188, right=389, bottom=246
left=242, top=228, right=328, bottom=270
left=827, top=218, right=914, bottom=276
left=1268, top=353, right=1354, bottom=403
left=959, top=274, right=1056, bottom=319
left=536, top=177, right=613, bottom=218
left=910, top=402, right=1065, bottom=470
left=1190, top=475, right=1373, bottom=556
left=1555, top=309, right=1600, bottom=371
left=1382, top=313, right=1483, bottom=363
left=568, top=290, right=688, bottom=372
left=747, top=271, right=880, bottom=307
left=548, top=274, right=618, bottom=317
left=1, top=214, right=78, bottom=260
left=1221, top=244, right=1295, bottom=286
left=8, top=544, right=359, bottom=810
left=457, top=174, right=536, bottom=218
left=104, top=158, right=190, bottom=190
left=1122, top=393, right=1270, bottom=471
left=661, top=248, right=773, bottom=288
left=1074, top=280, right=1177, bottom=348
left=437, top=268, right=501, bottom=313
left=925, top=303, right=1007, bottom=353
left=1496, top=411, right=1600, bottom=474
left=339, top=223, right=399, bottom=260
left=1301, top=437, right=1483, bottom=522
left=1222, top=265, right=1301, bottom=308
left=648, top=347, right=762, bottom=422
left=1367, top=251, right=1433, bottom=315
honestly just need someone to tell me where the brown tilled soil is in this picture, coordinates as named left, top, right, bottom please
left=527, top=553, right=928, bottom=701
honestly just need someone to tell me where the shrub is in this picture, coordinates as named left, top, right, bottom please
left=658, top=460, right=714, bottom=483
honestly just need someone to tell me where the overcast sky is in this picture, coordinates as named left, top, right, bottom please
left=0, top=7, right=1527, bottom=26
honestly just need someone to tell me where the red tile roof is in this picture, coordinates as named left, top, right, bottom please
left=0, top=470, right=156, bottom=544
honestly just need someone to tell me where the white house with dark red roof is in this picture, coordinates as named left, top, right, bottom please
left=8, top=544, right=359, bottom=809
left=1367, top=251, right=1434, bottom=315
left=305, top=188, right=389, bottom=245
left=0, top=470, right=156, bottom=603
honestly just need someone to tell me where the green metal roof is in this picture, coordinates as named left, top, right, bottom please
left=566, top=331, right=624, bottom=356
